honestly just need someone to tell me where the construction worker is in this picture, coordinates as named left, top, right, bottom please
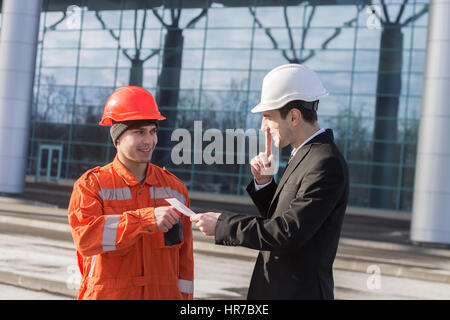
left=68, top=86, right=194, bottom=300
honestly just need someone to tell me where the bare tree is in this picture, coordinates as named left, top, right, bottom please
left=36, top=75, right=72, bottom=123
left=369, top=1, right=428, bottom=209
left=150, top=4, right=211, bottom=168
left=95, top=9, right=160, bottom=87
left=329, top=104, right=372, bottom=207
left=249, top=4, right=364, bottom=64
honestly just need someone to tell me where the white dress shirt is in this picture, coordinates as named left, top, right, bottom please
left=254, top=128, right=325, bottom=191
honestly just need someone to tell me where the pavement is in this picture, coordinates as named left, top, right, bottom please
left=0, top=178, right=449, bottom=299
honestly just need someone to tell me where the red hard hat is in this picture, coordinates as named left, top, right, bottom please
left=99, top=86, right=166, bottom=125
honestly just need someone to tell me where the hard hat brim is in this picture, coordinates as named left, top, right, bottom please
left=99, top=114, right=166, bottom=126
left=251, top=91, right=329, bottom=113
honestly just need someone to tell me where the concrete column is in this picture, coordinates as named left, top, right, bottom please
left=0, top=0, right=42, bottom=193
left=411, top=0, right=450, bottom=245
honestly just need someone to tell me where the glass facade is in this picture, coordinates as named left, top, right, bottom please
left=27, top=0, right=429, bottom=212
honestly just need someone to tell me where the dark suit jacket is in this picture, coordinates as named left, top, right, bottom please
left=215, top=129, right=349, bottom=299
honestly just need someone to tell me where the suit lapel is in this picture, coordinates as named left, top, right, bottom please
left=267, top=129, right=334, bottom=213
left=268, top=143, right=312, bottom=211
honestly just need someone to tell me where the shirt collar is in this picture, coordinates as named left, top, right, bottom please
left=290, top=128, right=326, bottom=159
left=112, top=155, right=155, bottom=186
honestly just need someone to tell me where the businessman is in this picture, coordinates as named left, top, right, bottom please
left=191, top=64, right=349, bottom=299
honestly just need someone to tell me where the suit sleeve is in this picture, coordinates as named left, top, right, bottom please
left=179, top=192, right=194, bottom=300
left=215, top=156, right=346, bottom=251
left=68, top=176, right=157, bottom=257
left=246, top=179, right=277, bottom=218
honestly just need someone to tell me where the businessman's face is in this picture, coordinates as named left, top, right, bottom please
left=261, top=109, right=292, bottom=148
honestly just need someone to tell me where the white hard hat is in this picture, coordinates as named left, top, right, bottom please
left=251, top=63, right=329, bottom=113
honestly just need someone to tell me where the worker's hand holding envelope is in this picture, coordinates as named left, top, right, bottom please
left=165, top=198, right=196, bottom=217
left=154, top=205, right=180, bottom=233
left=164, top=197, right=219, bottom=236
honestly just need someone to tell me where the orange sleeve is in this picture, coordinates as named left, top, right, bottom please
left=68, top=176, right=157, bottom=257
left=178, top=192, right=194, bottom=299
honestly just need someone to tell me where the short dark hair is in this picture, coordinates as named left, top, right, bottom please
left=278, top=100, right=318, bottom=124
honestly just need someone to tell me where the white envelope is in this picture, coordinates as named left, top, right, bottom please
left=165, top=197, right=196, bottom=217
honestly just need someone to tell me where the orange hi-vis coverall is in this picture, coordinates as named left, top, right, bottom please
left=68, top=156, right=194, bottom=300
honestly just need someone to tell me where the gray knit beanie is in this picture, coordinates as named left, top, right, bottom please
left=110, top=120, right=158, bottom=146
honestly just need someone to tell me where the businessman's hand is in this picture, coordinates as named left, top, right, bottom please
left=250, top=130, right=274, bottom=185
left=190, top=212, right=221, bottom=236
left=154, top=206, right=180, bottom=232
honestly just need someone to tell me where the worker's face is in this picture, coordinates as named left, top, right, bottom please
left=260, top=109, right=292, bottom=148
left=116, top=124, right=158, bottom=165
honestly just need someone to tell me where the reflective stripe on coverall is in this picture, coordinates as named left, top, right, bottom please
left=68, top=156, right=194, bottom=300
